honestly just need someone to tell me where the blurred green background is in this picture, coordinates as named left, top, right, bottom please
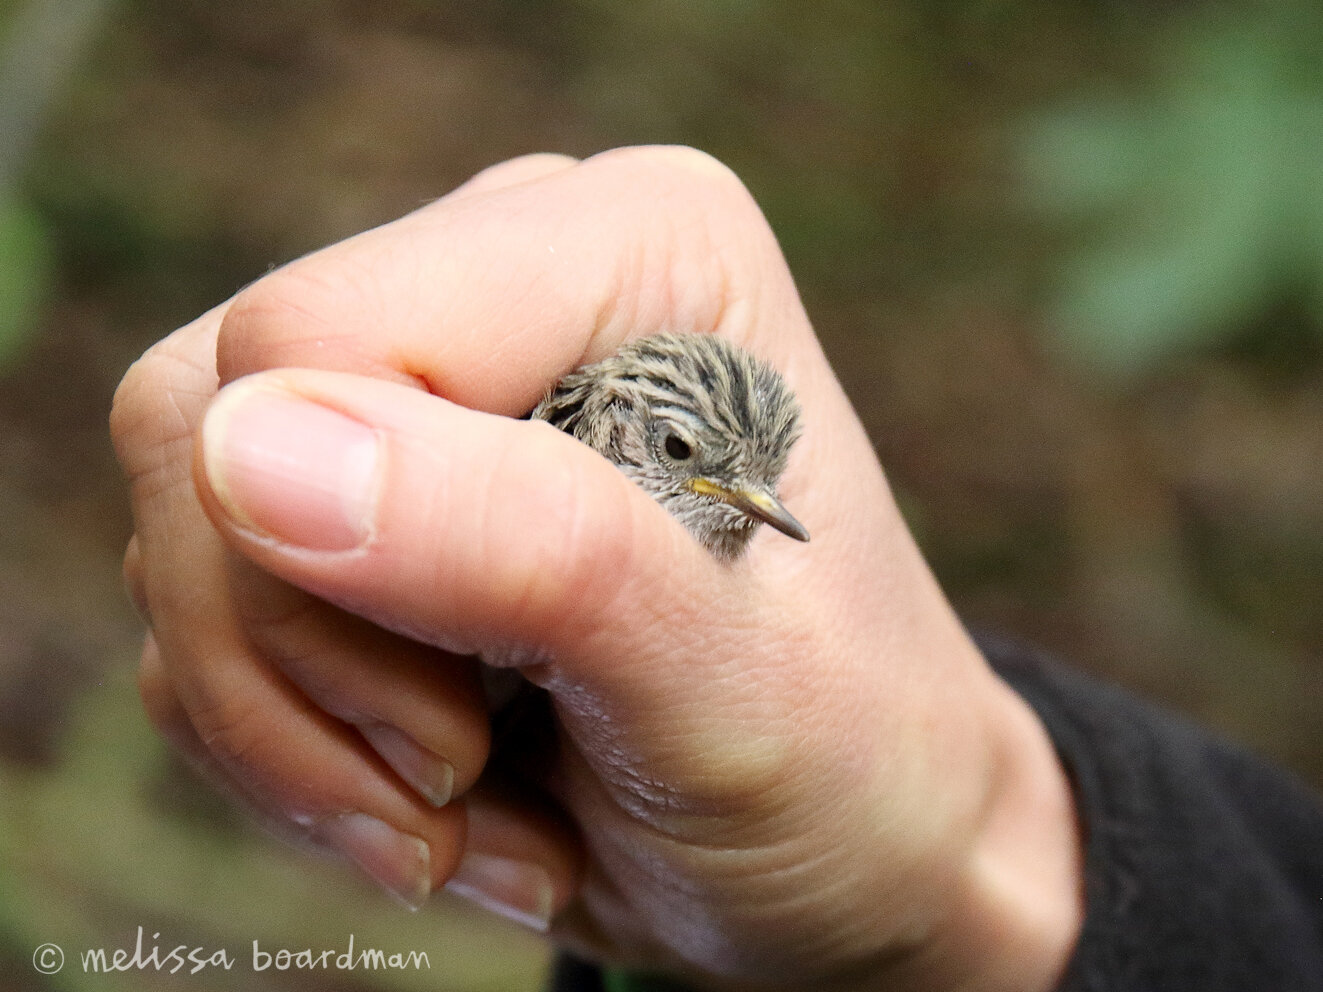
left=2, top=0, right=1321, bottom=988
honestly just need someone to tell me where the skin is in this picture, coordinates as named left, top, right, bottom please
left=111, top=146, right=1082, bottom=992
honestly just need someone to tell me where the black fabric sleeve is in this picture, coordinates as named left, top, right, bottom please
left=982, top=635, right=1323, bottom=991
left=549, top=639, right=1323, bottom=991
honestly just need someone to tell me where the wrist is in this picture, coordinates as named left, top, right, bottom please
left=818, top=667, right=1085, bottom=992
left=689, top=664, right=1083, bottom=992
left=929, top=676, right=1085, bottom=992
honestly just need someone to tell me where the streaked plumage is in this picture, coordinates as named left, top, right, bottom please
left=530, top=333, right=807, bottom=561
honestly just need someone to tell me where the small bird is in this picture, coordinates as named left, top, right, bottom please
left=530, top=333, right=809, bottom=561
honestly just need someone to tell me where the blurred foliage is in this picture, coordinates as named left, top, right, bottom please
left=1022, top=7, right=1323, bottom=375
left=0, top=0, right=107, bottom=373
left=0, top=195, right=54, bottom=370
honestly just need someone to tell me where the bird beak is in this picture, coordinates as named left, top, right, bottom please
left=687, top=478, right=810, bottom=543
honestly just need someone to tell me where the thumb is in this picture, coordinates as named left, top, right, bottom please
left=194, top=367, right=808, bottom=759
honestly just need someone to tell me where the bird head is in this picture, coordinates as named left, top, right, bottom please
left=532, top=334, right=808, bottom=561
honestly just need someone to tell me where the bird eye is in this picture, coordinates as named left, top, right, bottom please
left=664, top=434, right=693, bottom=461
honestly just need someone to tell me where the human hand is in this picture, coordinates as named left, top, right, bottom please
left=111, top=147, right=1081, bottom=992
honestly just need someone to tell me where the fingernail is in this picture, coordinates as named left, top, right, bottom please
left=318, top=813, right=431, bottom=911
left=445, top=852, right=554, bottom=931
left=360, top=722, right=455, bottom=808
left=201, top=380, right=380, bottom=551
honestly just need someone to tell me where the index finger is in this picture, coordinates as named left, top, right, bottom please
left=216, top=145, right=805, bottom=414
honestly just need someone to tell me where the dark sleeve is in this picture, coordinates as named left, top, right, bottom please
left=982, top=635, right=1323, bottom=992
left=549, top=639, right=1323, bottom=992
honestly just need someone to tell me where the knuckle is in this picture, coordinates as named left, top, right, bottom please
left=217, top=260, right=404, bottom=386
left=136, top=642, right=174, bottom=732
left=111, top=319, right=225, bottom=501
left=122, top=539, right=151, bottom=626
left=186, top=689, right=272, bottom=770
left=596, top=145, right=765, bottom=227
left=584, top=147, right=778, bottom=332
left=596, top=144, right=744, bottom=191
left=107, top=360, right=147, bottom=458
left=231, top=588, right=335, bottom=693
left=230, top=568, right=315, bottom=635
left=110, top=342, right=204, bottom=472
left=459, top=152, right=579, bottom=193
left=217, top=268, right=328, bottom=384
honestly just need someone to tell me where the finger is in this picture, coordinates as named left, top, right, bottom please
left=445, top=786, right=584, bottom=933
left=138, top=629, right=216, bottom=769
left=142, top=635, right=584, bottom=931
left=112, top=307, right=227, bottom=491
left=138, top=631, right=335, bottom=855
left=224, top=554, right=491, bottom=807
left=139, top=567, right=468, bottom=911
left=447, top=152, right=579, bottom=199
left=136, top=630, right=373, bottom=860
left=215, top=145, right=801, bottom=414
left=139, top=634, right=485, bottom=912
left=123, top=535, right=150, bottom=626
left=112, top=272, right=492, bottom=814
left=114, top=315, right=473, bottom=909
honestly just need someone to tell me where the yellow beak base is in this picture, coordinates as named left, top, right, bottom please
left=687, top=478, right=810, bottom=543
